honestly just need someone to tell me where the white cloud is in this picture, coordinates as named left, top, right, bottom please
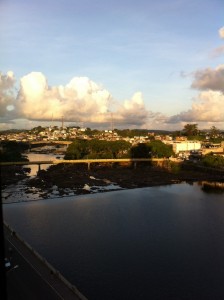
left=168, top=64, right=224, bottom=125
left=191, top=65, right=224, bottom=92
left=0, top=71, right=150, bottom=128
left=20, top=72, right=48, bottom=99
left=115, top=92, right=150, bottom=126
left=219, top=27, right=224, bottom=39
left=168, top=90, right=224, bottom=123
left=0, top=71, right=16, bottom=118
left=1, top=66, right=223, bottom=130
left=16, top=72, right=112, bottom=122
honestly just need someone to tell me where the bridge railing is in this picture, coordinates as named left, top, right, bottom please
left=0, top=158, right=165, bottom=166
left=0, top=160, right=54, bottom=166
left=0, top=158, right=168, bottom=170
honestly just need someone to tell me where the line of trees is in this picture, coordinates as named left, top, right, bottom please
left=64, top=139, right=174, bottom=160
left=0, top=141, right=29, bottom=162
left=176, top=124, right=223, bottom=143
left=202, top=153, right=224, bottom=169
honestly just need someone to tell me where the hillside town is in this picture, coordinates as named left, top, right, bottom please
left=0, top=124, right=224, bottom=159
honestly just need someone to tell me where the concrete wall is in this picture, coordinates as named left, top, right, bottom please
left=202, top=147, right=224, bottom=155
left=173, top=141, right=201, bottom=154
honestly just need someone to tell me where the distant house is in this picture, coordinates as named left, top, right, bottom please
left=173, top=141, right=201, bottom=154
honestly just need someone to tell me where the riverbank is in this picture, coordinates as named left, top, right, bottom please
left=19, top=162, right=224, bottom=196
left=1, top=162, right=224, bottom=202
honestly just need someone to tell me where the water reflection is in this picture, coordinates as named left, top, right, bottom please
left=198, top=181, right=224, bottom=194
left=24, top=152, right=64, bottom=176
left=3, top=184, right=224, bottom=300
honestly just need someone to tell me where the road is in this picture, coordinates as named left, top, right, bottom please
left=4, top=225, right=87, bottom=300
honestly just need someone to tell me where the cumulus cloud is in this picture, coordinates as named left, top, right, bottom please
left=0, top=71, right=16, bottom=118
left=15, top=72, right=112, bottom=123
left=168, top=90, right=224, bottom=123
left=115, top=92, right=149, bottom=126
left=191, top=65, right=224, bottom=92
left=211, top=45, right=224, bottom=58
left=219, top=27, right=224, bottom=39
left=0, top=71, right=150, bottom=128
left=168, top=64, right=224, bottom=124
left=210, top=27, right=224, bottom=58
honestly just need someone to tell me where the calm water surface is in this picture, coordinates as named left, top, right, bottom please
left=25, top=152, right=64, bottom=176
left=3, top=183, right=224, bottom=300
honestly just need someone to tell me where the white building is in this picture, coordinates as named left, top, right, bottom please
left=173, top=141, right=201, bottom=154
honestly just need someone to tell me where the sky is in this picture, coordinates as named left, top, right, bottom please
left=0, top=0, right=224, bottom=131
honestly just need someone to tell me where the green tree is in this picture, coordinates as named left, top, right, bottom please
left=149, top=140, right=174, bottom=158
left=88, top=139, right=111, bottom=158
left=64, top=139, right=131, bottom=159
left=110, top=140, right=131, bottom=158
left=130, top=143, right=151, bottom=158
left=182, top=124, right=199, bottom=138
left=64, top=139, right=89, bottom=159
left=202, top=153, right=224, bottom=169
left=209, top=126, right=220, bottom=138
left=0, top=141, right=29, bottom=162
left=31, top=126, right=45, bottom=134
left=209, top=126, right=222, bottom=142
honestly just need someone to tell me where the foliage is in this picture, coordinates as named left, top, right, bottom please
left=64, top=139, right=131, bottom=159
left=64, top=139, right=89, bottom=159
left=182, top=124, right=199, bottom=137
left=202, top=153, right=224, bottom=169
left=130, top=143, right=151, bottom=158
left=209, top=126, right=220, bottom=138
left=30, top=126, right=46, bottom=134
left=114, top=129, right=149, bottom=138
left=107, top=140, right=131, bottom=158
left=209, top=137, right=223, bottom=143
left=130, top=141, right=173, bottom=158
left=171, top=130, right=182, bottom=140
left=0, top=141, right=29, bottom=162
left=148, top=140, right=174, bottom=158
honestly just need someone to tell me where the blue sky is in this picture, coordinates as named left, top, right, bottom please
left=0, top=0, right=224, bottom=130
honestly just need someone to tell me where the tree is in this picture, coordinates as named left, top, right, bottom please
left=64, top=139, right=89, bottom=159
left=182, top=124, right=199, bottom=137
left=148, top=140, right=174, bottom=158
left=31, top=126, right=45, bottom=134
left=130, top=143, right=151, bottom=158
left=209, top=126, right=220, bottom=138
left=110, top=140, right=131, bottom=158
left=64, top=139, right=131, bottom=159
left=202, top=153, right=224, bottom=169
left=0, top=141, right=29, bottom=162
left=85, top=127, right=92, bottom=136
left=88, top=139, right=111, bottom=158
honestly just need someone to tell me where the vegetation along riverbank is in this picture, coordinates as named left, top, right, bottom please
left=1, top=132, right=224, bottom=198
left=2, top=160, right=223, bottom=200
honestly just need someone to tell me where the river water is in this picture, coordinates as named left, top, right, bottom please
left=3, top=182, right=224, bottom=300
left=25, top=152, right=64, bottom=176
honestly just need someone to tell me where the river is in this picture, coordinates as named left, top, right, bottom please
left=25, top=152, right=65, bottom=176
left=3, top=178, right=224, bottom=300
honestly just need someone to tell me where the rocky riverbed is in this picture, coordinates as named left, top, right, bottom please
left=1, top=161, right=224, bottom=203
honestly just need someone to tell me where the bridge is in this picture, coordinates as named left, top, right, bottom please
left=30, top=141, right=73, bottom=145
left=0, top=158, right=168, bottom=171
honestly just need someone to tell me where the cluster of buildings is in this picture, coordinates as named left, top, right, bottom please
left=0, top=126, right=224, bottom=158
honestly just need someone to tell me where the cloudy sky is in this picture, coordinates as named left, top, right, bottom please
left=0, top=0, right=224, bottom=131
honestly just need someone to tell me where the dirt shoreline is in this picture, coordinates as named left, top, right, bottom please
left=1, top=162, right=224, bottom=199
left=24, top=162, right=224, bottom=196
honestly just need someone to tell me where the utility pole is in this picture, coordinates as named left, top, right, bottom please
left=111, top=112, right=114, bottom=132
left=111, top=113, right=114, bottom=140
left=61, top=115, right=64, bottom=130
